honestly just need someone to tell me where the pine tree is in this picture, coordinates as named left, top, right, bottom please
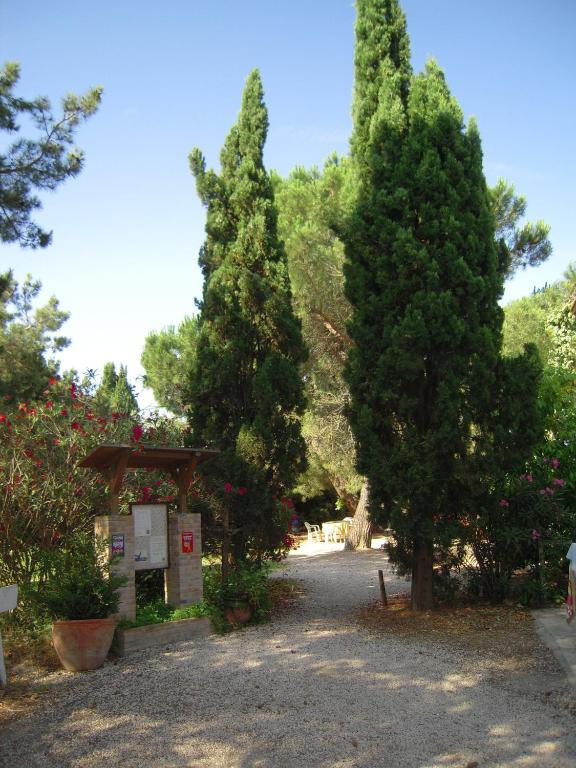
left=96, top=362, right=118, bottom=403
left=0, top=62, right=102, bottom=249
left=189, top=70, right=307, bottom=501
left=95, top=362, right=138, bottom=416
left=111, top=364, right=139, bottom=416
left=344, top=1, right=505, bottom=609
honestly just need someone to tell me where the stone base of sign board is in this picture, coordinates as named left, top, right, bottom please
left=114, top=616, right=213, bottom=655
left=165, top=513, right=203, bottom=607
left=95, top=515, right=136, bottom=621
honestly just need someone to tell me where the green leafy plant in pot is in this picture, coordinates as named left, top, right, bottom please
left=32, top=532, right=126, bottom=671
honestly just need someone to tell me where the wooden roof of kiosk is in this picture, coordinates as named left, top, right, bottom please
left=79, top=444, right=219, bottom=515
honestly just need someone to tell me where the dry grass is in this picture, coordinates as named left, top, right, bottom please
left=268, top=577, right=306, bottom=616
left=358, top=595, right=542, bottom=658
left=356, top=593, right=570, bottom=703
left=0, top=628, right=62, bottom=727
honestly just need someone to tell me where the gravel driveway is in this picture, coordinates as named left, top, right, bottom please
left=1, top=542, right=575, bottom=768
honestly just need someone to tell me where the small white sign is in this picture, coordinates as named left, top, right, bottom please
left=0, top=584, right=17, bottom=613
left=0, top=584, right=17, bottom=687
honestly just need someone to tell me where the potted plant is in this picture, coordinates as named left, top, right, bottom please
left=33, top=533, right=126, bottom=671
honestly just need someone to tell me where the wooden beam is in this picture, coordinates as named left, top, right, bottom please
left=173, top=456, right=198, bottom=514
left=109, top=449, right=131, bottom=495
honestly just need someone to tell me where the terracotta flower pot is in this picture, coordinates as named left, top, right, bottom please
left=52, top=617, right=116, bottom=671
left=224, top=602, right=252, bottom=625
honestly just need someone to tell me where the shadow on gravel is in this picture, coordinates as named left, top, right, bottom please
left=1, top=547, right=575, bottom=768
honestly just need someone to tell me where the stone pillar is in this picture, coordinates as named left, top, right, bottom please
left=95, top=515, right=136, bottom=621
left=165, top=513, right=203, bottom=607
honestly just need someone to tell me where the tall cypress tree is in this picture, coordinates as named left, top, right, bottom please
left=189, top=70, right=307, bottom=496
left=344, top=1, right=505, bottom=609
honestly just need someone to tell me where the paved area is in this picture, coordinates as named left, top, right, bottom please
left=533, top=606, right=576, bottom=687
left=1, top=541, right=575, bottom=767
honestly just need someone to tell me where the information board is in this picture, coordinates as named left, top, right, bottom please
left=131, top=503, right=169, bottom=570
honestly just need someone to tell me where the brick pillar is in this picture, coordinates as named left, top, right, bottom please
left=165, top=513, right=203, bottom=607
left=95, top=515, right=136, bottom=621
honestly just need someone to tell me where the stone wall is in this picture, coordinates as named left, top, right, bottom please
left=95, top=515, right=136, bottom=621
left=165, top=513, right=203, bottom=606
left=95, top=512, right=203, bottom=621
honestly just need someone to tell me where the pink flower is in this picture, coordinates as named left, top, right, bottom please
left=552, top=478, right=566, bottom=487
left=237, top=486, right=247, bottom=496
left=551, top=458, right=560, bottom=469
left=223, top=482, right=233, bottom=494
left=498, top=499, right=509, bottom=507
left=531, top=529, right=541, bottom=541
left=520, top=473, right=533, bottom=483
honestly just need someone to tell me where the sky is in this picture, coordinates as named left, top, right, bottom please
left=1, top=0, right=575, bottom=409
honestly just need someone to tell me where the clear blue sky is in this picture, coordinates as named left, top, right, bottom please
left=1, top=1, right=574, bottom=408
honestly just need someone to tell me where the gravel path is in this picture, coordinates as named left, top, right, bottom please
left=2, top=542, right=575, bottom=768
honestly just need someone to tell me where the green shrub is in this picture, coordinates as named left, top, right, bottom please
left=30, top=533, right=126, bottom=620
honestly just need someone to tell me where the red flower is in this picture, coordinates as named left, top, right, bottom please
left=498, top=499, right=509, bottom=507
left=53, top=438, right=60, bottom=446
left=44, top=401, right=53, bottom=409
left=49, top=377, right=56, bottom=386
left=237, top=486, right=247, bottom=496
left=0, top=414, right=5, bottom=422
left=287, top=498, right=294, bottom=508
left=132, top=424, right=144, bottom=442
left=71, top=421, right=80, bottom=430
left=223, top=482, right=233, bottom=494
left=60, top=409, right=68, bottom=416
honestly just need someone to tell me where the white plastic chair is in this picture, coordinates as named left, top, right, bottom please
left=304, top=521, right=322, bottom=543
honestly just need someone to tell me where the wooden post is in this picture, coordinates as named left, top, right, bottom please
left=538, top=539, right=545, bottom=595
left=221, top=507, right=230, bottom=589
left=378, top=569, right=388, bottom=606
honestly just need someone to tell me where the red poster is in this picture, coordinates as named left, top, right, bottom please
left=181, top=531, right=194, bottom=553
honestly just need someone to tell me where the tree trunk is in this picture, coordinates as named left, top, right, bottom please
left=331, top=477, right=359, bottom=515
left=344, top=480, right=373, bottom=550
left=411, top=537, right=434, bottom=610
left=221, top=507, right=230, bottom=589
